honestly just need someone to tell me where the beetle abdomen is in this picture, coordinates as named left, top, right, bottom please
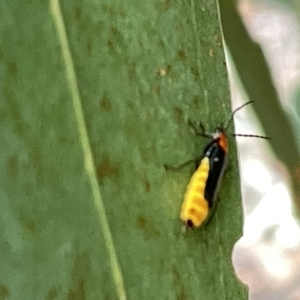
left=180, top=157, right=210, bottom=228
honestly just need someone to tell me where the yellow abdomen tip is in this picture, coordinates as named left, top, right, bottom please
left=180, top=157, right=210, bottom=228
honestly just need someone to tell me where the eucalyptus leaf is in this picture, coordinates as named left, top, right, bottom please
left=0, top=0, right=246, bottom=299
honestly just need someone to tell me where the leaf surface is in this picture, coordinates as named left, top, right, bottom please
left=0, top=0, right=246, bottom=299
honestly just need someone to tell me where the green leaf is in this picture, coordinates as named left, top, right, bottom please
left=0, top=0, right=246, bottom=299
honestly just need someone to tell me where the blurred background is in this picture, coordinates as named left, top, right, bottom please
left=224, top=1, right=300, bottom=299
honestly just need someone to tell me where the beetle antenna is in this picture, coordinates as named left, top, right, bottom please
left=225, top=100, right=254, bottom=130
left=232, top=133, right=272, bottom=140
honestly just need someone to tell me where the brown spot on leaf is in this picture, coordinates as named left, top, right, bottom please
left=164, top=0, right=171, bottom=10
left=110, top=26, right=118, bottom=35
left=0, top=285, right=9, bottom=299
left=152, top=85, right=160, bottom=96
left=137, top=215, right=146, bottom=228
left=140, top=174, right=151, bottom=192
left=144, top=179, right=151, bottom=192
left=172, top=266, right=187, bottom=300
left=97, top=155, right=119, bottom=180
left=193, top=96, right=200, bottom=107
left=74, top=7, right=82, bottom=21
left=174, top=107, right=183, bottom=122
left=86, top=39, right=92, bottom=54
left=101, top=4, right=126, bottom=18
left=67, top=253, right=88, bottom=300
left=177, top=50, right=186, bottom=60
left=47, top=286, right=61, bottom=300
left=136, top=215, right=160, bottom=238
left=107, top=39, right=114, bottom=51
left=7, top=62, right=18, bottom=77
left=190, top=66, right=198, bottom=77
left=25, top=219, right=36, bottom=234
left=99, top=95, right=112, bottom=111
left=17, top=212, right=36, bottom=235
left=155, top=0, right=171, bottom=13
left=166, top=65, right=172, bottom=74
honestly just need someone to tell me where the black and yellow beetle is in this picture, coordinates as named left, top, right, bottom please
left=165, top=101, right=271, bottom=230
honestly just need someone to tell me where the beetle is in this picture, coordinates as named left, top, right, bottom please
left=165, top=101, right=271, bottom=230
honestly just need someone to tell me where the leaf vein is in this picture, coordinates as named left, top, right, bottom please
left=49, top=1, right=127, bottom=299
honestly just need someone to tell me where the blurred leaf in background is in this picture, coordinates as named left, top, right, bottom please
left=219, top=0, right=300, bottom=299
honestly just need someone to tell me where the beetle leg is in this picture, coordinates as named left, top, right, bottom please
left=199, top=122, right=208, bottom=135
left=188, top=119, right=211, bottom=138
